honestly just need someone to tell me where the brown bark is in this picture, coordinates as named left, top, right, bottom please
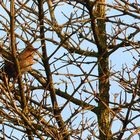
left=87, top=0, right=111, bottom=139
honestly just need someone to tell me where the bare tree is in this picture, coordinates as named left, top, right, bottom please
left=0, top=0, right=140, bottom=140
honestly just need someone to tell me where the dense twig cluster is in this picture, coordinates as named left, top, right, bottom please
left=0, top=0, right=139, bottom=139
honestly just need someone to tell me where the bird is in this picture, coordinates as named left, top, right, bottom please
left=0, top=45, right=37, bottom=81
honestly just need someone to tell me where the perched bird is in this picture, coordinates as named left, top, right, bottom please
left=0, top=45, right=37, bottom=80
left=18, top=46, right=37, bottom=74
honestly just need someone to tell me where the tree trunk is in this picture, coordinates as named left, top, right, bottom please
left=88, top=0, right=111, bottom=139
left=96, top=1, right=111, bottom=139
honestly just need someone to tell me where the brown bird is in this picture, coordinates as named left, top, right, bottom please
left=18, top=46, right=37, bottom=73
left=0, top=46, right=37, bottom=80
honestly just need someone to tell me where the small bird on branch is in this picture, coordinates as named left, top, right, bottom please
left=0, top=45, right=37, bottom=81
